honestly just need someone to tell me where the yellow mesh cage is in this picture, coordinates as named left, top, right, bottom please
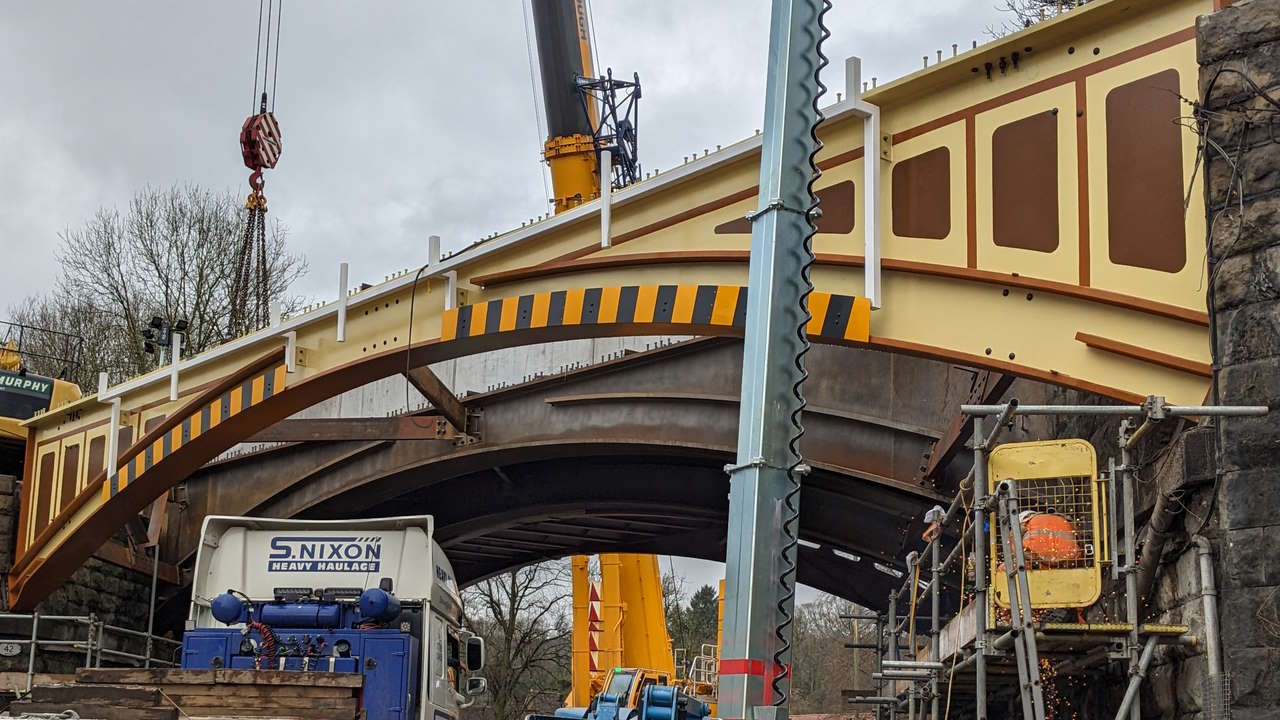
left=988, top=439, right=1102, bottom=609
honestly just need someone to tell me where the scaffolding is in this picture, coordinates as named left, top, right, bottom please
left=0, top=611, right=182, bottom=694
left=844, top=396, right=1266, bottom=720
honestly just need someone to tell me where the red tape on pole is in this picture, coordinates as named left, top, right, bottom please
left=719, top=658, right=766, bottom=676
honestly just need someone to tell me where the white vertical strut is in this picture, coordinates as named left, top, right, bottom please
left=336, top=262, right=349, bottom=342
left=600, top=149, right=613, bottom=248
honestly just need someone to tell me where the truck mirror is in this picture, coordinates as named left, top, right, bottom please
left=466, top=676, right=488, bottom=697
left=466, top=636, right=485, bottom=671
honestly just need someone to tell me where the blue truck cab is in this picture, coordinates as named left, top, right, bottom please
left=181, top=515, right=486, bottom=720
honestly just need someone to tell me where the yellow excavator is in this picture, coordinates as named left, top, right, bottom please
left=0, top=333, right=81, bottom=472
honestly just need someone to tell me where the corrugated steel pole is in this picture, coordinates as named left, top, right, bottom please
left=719, top=0, right=828, bottom=718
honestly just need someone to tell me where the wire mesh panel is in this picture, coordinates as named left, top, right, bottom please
left=1203, top=671, right=1231, bottom=720
left=992, top=475, right=1095, bottom=570
left=989, top=439, right=1102, bottom=609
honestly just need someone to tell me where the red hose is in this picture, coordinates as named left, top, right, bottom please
left=248, top=621, right=278, bottom=670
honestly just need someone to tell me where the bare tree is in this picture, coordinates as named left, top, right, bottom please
left=8, top=184, right=306, bottom=389
left=464, top=562, right=573, bottom=720
left=662, top=571, right=718, bottom=672
left=789, top=594, right=877, bottom=714
left=988, top=0, right=1088, bottom=38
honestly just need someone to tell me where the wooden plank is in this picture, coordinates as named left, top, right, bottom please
left=9, top=701, right=177, bottom=720
left=77, top=668, right=216, bottom=686
left=0, top=672, right=75, bottom=690
left=181, top=714, right=353, bottom=720
left=180, top=712, right=348, bottom=717
left=175, top=706, right=355, bottom=720
left=75, top=668, right=363, bottom=688
left=96, top=536, right=180, bottom=583
left=30, top=683, right=161, bottom=706
left=168, top=696, right=358, bottom=712
left=139, top=683, right=354, bottom=698
left=214, top=670, right=363, bottom=688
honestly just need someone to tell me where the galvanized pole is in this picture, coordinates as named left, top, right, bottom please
left=84, top=614, right=95, bottom=667
left=26, top=612, right=39, bottom=693
left=930, top=526, right=941, bottom=720
left=1119, top=420, right=1141, bottom=720
left=972, top=416, right=989, bottom=720
left=887, top=593, right=898, bottom=720
left=145, top=543, right=160, bottom=668
left=873, top=616, right=884, bottom=720
left=719, top=0, right=827, bottom=717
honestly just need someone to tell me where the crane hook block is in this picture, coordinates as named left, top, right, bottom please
left=240, top=111, right=282, bottom=172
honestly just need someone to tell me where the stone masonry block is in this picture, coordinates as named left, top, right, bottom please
left=1209, top=195, right=1280, bottom=260
left=1219, top=357, right=1280, bottom=405
left=1217, top=420, right=1280, bottom=475
left=1222, top=525, right=1280, bottom=588
left=1219, top=466, right=1280, bottom=530
left=1205, top=151, right=1280, bottom=209
left=1151, top=660, right=1180, bottom=718
left=1218, top=583, right=1280, bottom=648
left=1176, top=653, right=1208, bottom=713
left=1225, top=646, right=1280, bottom=708
left=1201, top=41, right=1280, bottom=110
left=1152, top=545, right=1206, bottom=613
left=1233, top=709, right=1280, bottom=720
left=1212, top=244, right=1280, bottom=311
left=1215, top=301, right=1280, bottom=365
left=1198, top=0, right=1280, bottom=64
left=0, top=475, right=15, bottom=495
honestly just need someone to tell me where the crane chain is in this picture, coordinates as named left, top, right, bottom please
left=230, top=190, right=270, bottom=336
left=255, top=202, right=270, bottom=327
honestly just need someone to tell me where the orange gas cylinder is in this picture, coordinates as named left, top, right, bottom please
left=1020, top=511, right=1081, bottom=565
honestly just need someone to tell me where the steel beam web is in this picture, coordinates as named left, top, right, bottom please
left=720, top=0, right=828, bottom=718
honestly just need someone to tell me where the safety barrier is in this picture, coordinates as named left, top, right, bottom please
left=0, top=611, right=181, bottom=693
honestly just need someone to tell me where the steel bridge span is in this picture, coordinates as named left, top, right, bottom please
left=11, top=0, right=1214, bottom=608
left=154, top=339, right=1023, bottom=611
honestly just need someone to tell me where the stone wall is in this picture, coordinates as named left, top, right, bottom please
left=0, top=476, right=15, bottom=612
left=1130, top=427, right=1218, bottom=720
left=0, top=474, right=156, bottom=672
left=1200, top=1, right=1280, bottom=717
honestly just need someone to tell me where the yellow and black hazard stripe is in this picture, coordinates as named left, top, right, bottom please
left=442, top=284, right=870, bottom=344
left=105, top=362, right=287, bottom=500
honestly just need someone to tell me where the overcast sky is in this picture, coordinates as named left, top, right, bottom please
left=1, top=1, right=1009, bottom=310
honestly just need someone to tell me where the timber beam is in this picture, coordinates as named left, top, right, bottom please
left=94, top=540, right=181, bottom=586
left=404, top=366, right=467, bottom=432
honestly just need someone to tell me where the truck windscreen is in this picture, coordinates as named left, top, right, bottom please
left=605, top=672, right=634, bottom=700
left=0, top=371, right=53, bottom=419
